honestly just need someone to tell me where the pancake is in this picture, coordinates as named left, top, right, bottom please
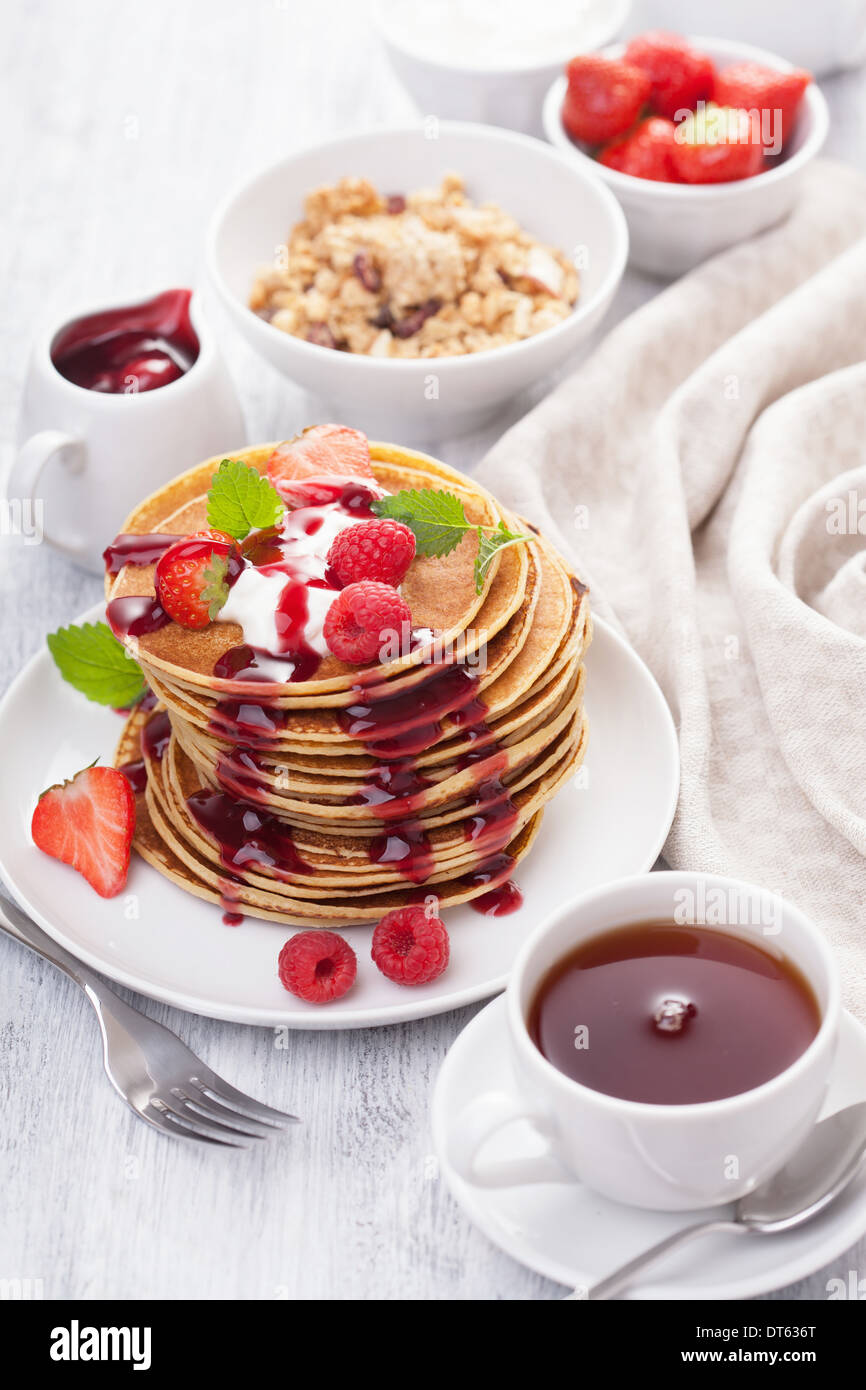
left=110, top=434, right=591, bottom=927
left=106, top=444, right=526, bottom=696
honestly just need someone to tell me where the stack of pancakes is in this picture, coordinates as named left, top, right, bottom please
left=109, top=442, right=591, bottom=925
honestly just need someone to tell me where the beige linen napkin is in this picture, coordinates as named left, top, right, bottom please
left=476, top=160, right=866, bottom=1017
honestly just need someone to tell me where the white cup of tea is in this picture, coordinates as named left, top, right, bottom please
left=449, top=872, right=840, bottom=1211
left=9, top=289, right=246, bottom=574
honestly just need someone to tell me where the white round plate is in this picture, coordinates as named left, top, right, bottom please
left=0, top=607, right=678, bottom=1028
left=432, top=996, right=866, bottom=1299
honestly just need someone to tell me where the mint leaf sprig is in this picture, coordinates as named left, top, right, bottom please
left=372, top=488, right=530, bottom=593
left=47, top=622, right=147, bottom=708
left=206, top=459, right=284, bottom=540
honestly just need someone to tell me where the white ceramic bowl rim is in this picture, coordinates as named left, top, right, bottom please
left=508, top=869, right=841, bottom=1120
left=33, top=288, right=218, bottom=410
left=545, top=34, right=830, bottom=200
left=373, top=0, right=631, bottom=76
left=206, top=121, right=629, bottom=373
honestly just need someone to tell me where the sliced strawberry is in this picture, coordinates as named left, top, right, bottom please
left=624, top=31, right=716, bottom=121
left=266, top=425, right=375, bottom=500
left=599, top=116, right=680, bottom=182
left=561, top=55, right=651, bottom=146
left=31, top=764, right=136, bottom=898
left=154, top=528, right=237, bottom=630
left=671, top=106, right=764, bottom=184
left=715, top=62, right=812, bottom=152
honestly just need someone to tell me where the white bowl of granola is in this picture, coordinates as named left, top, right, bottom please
left=206, top=123, right=628, bottom=438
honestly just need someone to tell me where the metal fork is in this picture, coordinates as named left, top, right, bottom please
left=0, top=891, right=299, bottom=1146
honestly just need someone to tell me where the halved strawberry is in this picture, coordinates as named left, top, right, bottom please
left=624, top=31, right=716, bottom=121
left=562, top=55, right=651, bottom=145
left=599, top=116, right=680, bottom=181
left=154, top=528, right=237, bottom=630
left=266, top=425, right=375, bottom=500
left=715, top=62, right=812, bottom=152
left=31, top=763, right=136, bottom=898
left=671, top=105, right=764, bottom=183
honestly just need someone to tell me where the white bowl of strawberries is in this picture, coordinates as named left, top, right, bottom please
left=542, top=31, right=829, bottom=276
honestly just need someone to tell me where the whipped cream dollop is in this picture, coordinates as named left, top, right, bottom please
left=215, top=481, right=389, bottom=678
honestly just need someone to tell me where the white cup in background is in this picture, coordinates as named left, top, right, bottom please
left=9, top=291, right=246, bottom=574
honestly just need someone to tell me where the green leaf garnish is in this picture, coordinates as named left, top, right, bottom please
left=201, top=552, right=230, bottom=620
left=372, top=488, right=530, bottom=592
left=206, top=459, right=285, bottom=540
left=372, top=488, right=470, bottom=558
left=473, top=521, right=531, bottom=593
left=47, top=622, right=147, bottom=708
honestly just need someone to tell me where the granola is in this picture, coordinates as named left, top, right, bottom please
left=250, top=174, right=580, bottom=359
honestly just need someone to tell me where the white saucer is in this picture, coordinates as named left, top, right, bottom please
left=0, top=606, right=678, bottom=1029
left=432, top=996, right=866, bottom=1298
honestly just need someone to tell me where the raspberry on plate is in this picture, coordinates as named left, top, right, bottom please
left=327, top=518, right=416, bottom=588
left=371, top=905, right=450, bottom=986
left=154, top=528, right=237, bottom=630
left=561, top=55, right=651, bottom=145
left=715, top=62, right=812, bottom=152
left=624, top=31, right=716, bottom=121
left=599, top=117, right=679, bottom=182
left=671, top=106, right=764, bottom=184
left=31, top=763, right=136, bottom=898
left=323, top=580, right=412, bottom=664
left=278, top=930, right=357, bottom=1003
left=266, top=424, right=375, bottom=493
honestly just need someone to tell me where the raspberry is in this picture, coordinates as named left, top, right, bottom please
left=371, top=905, right=450, bottom=986
left=323, top=581, right=412, bottom=664
left=327, top=519, right=416, bottom=587
left=278, top=930, right=357, bottom=1003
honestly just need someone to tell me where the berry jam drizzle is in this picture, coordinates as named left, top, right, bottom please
left=337, top=664, right=480, bottom=760
left=106, top=595, right=171, bottom=638
left=208, top=696, right=288, bottom=745
left=141, top=709, right=171, bottom=762
left=51, top=289, right=199, bottom=394
left=118, top=759, right=147, bottom=793
left=460, top=853, right=525, bottom=916
left=339, top=659, right=522, bottom=892
left=215, top=745, right=270, bottom=803
left=186, top=789, right=310, bottom=880
left=218, top=878, right=245, bottom=927
left=103, top=533, right=184, bottom=574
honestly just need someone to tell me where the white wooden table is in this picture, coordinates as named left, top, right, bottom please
left=2, top=0, right=864, bottom=1300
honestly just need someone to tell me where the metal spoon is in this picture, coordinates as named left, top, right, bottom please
left=565, top=1101, right=866, bottom=1300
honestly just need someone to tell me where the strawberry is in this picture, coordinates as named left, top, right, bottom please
left=598, top=116, right=680, bottom=181
left=278, top=931, right=357, bottom=1003
left=266, top=425, right=375, bottom=497
left=624, top=31, right=716, bottom=121
left=154, top=528, right=237, bottom=630
left=561, top=55, right=651, bottom=145
left=671, top=105, right=764, bottom=184
left=715, top=62, right=812, bottom=152
left=31, top=763, right=136, bottom=898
